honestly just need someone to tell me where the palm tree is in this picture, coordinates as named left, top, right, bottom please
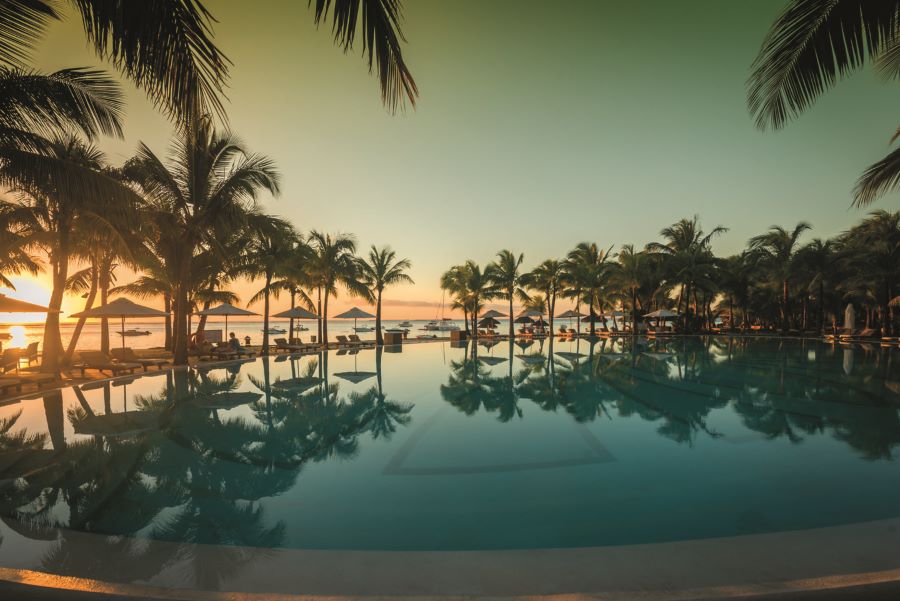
left=749, top=1, right=900, bottom=205
left=565, top=242, right=614, bottom=337
left=795, top=238, right=836, bottom=334
left=460, top=261, right=495, bottom=337
left=486, top=250, right=524, bottom=339
left=715, top=252, right=756, bottom=332
left=440, top=264, right=471, bottom=333
left=264, top=243, right=315, bottom=342
left=1, top=136, right=136, bottom=371
left=126, top=116, right=280, bottom=365
left=307, top=231, right=363, bottom=345
left=611, top=245, right=647, bottom=334
left=242, top=216, right=298, bottom=355
left=522, top=259, right=564, bottom=336
left=357, top=245, right=413, bottom=345
left=749, top=222, right=811, bottom=334
left=840, top=211, right=900, bottom=335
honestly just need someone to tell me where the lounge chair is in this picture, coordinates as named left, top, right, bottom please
left=335, top=335, right=353, bottom=348
left=110, top=348, right=170, bottom=371
left=21, top=342, right=38, bottom=366
left=273, top=338, right=294, bottom=353
left=348, top=334, right=373, bottom=348
left=75, top=351, right=142, bottom=377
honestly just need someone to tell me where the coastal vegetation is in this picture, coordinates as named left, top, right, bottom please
left=442, top=213, right=900, bottom=337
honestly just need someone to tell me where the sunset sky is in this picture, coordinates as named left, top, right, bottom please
left=3, top=0, right=899, bottom=321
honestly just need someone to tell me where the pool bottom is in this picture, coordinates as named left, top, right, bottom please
left=0, top=516, right=899, bottom=599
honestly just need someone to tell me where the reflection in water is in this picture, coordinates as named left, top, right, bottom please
left=0, top=337, right=898, bottom=581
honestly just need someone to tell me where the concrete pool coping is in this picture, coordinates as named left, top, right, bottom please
left=1, top=516, right=899, bottom=600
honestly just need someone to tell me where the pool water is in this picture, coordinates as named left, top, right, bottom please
left=1, top=336, right=899, bottom=552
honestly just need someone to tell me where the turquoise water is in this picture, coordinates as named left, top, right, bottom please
left=1, top=336, right=899, bottom=552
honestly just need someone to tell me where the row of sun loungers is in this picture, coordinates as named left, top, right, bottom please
left=335, top=335, right=375, bottom=349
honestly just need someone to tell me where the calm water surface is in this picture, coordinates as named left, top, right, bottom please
left=1, top=336, right=899, bottom=553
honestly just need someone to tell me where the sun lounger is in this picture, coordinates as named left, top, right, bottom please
left=111, top=348, right=170, bottom=371
left=348, top=334, right=374, bottom=348
left=75, top=351, right=142, bottom=376
left=335, top=335, right=353, bottom=348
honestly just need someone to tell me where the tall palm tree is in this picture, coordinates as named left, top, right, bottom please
left=460, top=261, right=495, bottom=337
left=357, top=245, right=413, bottom=346
left=242, top=215, right=298, bottom=355
left=486, top=249, right=524, bottom=339
left=795, top=238, right=836, bottom=334
left=749, top=1, right=900, bottom=206
left=611, top=245, right=648, bottom=334
left=127, top=116, right=281, bottom=365
left=522, top=259, right=564, bottom=336
left=749, top=222, right=811, bottom=334
left=307, top=231, right=363, bottom=345
left=440, top=264, right=471, bottom=333
left=1, top=135, right=135, bottom=371
left=264, top=242, right=315, bottom=342
left=840, top=211, right=900, bottom=335
left=565, top=242, right=614, bottom=337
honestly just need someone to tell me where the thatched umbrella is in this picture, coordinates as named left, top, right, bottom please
left=71, top=298, right=168, bottom=349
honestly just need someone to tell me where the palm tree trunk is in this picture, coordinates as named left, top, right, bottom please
left=163, top=294, right=173, bottom=350
left=818, top=281, right=825, bottom=335
left=173, top=255, right=191, bottom=365
left=322, top=292, right=330, bottom=345
left=262, top=272, right=271, bottom=355
left=196, top=299, right=211, bottom=338
left=782, top=279, right=790, bottom=334
left=99, top=257, right=112, bottom=354
left=41, top=234, right=69, bottom=373
left=508, top=293, right=514, bottom=339
left=65, top=259, right=100, bottom=361
left=463, top=307, right=469, bottom=334
left=375, top=288, right=383, bottom=346
left=316, top=287, right=322, bottom=343
left=631, top=286, right=638, bottom=335
left=289, top=289, right=296, bottom=342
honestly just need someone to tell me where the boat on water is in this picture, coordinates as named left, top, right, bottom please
left=262, top=327, right=287, bottom=334
left=421, top=318, right=460, bottom=332
left=353, top=326, right=376, bottom=333
left=397, top=321, right=414, bottom=328
left=295, top=324, right=309, bottom=331
left=119, top=329, right=151, bottom=337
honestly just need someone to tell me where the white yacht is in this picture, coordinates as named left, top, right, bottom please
left=397, top=321, right=414, bottom=328
left=422, top=318, right=460, bottom=332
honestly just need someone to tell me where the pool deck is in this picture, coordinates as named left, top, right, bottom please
left=1, top=515, right=900, bottom=600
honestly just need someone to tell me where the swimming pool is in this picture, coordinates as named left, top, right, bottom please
left=1, top=336, right=899, bottom=597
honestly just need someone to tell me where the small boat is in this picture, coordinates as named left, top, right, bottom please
left=119, top=329, right=151, bottom=337
left=295, top=324, right=309, bottom=331
left=354, top=324, right=376, bottom=332
left=262, top=327, right=287, bottom=334
left=397, top=321, right=414, bottom=328
left=421, top=318, right=459, bottom=332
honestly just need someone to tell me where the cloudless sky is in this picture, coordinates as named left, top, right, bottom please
left=12, top=0, right=900, bottom=319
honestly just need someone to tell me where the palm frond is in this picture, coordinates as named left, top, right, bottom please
left=748, top=0, right=899, bottom=129
left=311, top=0, right=417, bottom=112
left=0, top=67, right=124, bottom=140
left=70, top=0, right=231, bottom=121
left=853, top=145, right=900, bottom=207
left=0, top=0, right=57, bottom=68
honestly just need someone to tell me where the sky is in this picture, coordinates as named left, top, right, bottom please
left=6, top=0, right=900, bottom=321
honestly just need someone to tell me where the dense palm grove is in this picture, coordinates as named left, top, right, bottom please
left=442, top=213, right=900, bottom=338
left=0, top=0, right=416, bottom=371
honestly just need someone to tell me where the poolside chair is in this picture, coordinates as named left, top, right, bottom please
left=348, top=334, right=373, bottom=348
left=75, top=351, right=142, bottom=377
left=110, top=348, right=170, bottom=371
left=273, top=338, right=294, bottom=353
left=21, top=342, right=38, bottom=366
left=335, top=335, right=353, bottom=348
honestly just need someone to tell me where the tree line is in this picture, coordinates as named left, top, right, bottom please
left=441, top=213, right=900, bottom=337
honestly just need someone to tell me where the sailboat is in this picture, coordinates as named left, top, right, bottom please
left=420, top=293, right=460, bottom=331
